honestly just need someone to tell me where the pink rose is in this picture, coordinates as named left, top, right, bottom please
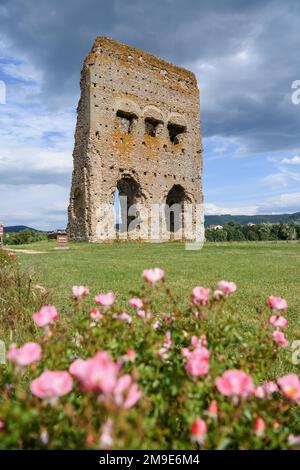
left=273, top=330, right=289, bottom=348
left=142, top=268, right=165, bottom=285
left=254, top=417, right=266, bottom=437
left=255, top=381, right=278, bottom=399
left=277, top=374, right=300, bottom=403
left=90, top=308, right=104, bottom=321
left=113, top=313, right=132, bottom=324
left=185, top=347, right=210, bottom=377
left=69, top=351, right=120, bottom=394
left=213, top=289, right=224, bottom=300
left=30, top=371, right=73, bottom=398
left=32, top=306, right=59, bottom=327
left=158, top=331, right=172, bottom=360
left=129, top=298, right=143, bottom=309
left=217, top=280, right=237, bottom=295
left=137, top=309, right=146, bottom=319
left=191, top=418, right=207, bottom=445
left=72, top=285, right=89, bottom=299
left=99, top=419, right=113, bottom=449
left=125, top=349, right=136, bottom=361
left=208, top=400, right=218, bottom=418
left=95, top=292, right=115, bottom=307
left=288, top=435, right=300, bottom=446
left=7, top=342, right=41, bottom=367
left=267, top=296, right=288, bottom=311
left=192, top=286, right=210, bottom=306
left=216, top=369, right=254, bottom=399
left=269, top=315, right=288, bottom=329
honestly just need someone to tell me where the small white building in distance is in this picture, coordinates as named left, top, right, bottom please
left=208, top=224, right=224, bottom=230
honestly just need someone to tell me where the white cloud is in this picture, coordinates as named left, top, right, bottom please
left=205, top=202, right=259, bottom=216
left=262, top=172, right=290, bottom=189
left=206, top=192, right=300, bottom=216
left=260, top=192, right=300, bottom=212
left=1, top=61, right=42, bottom=83
left=281, top=155, right=300, bottom=165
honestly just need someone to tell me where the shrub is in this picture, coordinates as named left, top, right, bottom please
left=0, top=268, right=299, bottom=450
left=4, top=229, right=47, bottom=246
left=0, top=250, right=51, bottom=343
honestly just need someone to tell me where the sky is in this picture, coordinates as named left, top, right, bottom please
left=0, top=0, right=300, bottom=230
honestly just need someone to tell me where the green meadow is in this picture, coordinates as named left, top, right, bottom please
left=9, top=240, right=300, bottom=330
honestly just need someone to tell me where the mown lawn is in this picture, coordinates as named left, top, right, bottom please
left=5, top=239, right=300, bottom=379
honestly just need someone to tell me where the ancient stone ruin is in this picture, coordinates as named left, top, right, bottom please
left=68, top=37, right=204, bottom=242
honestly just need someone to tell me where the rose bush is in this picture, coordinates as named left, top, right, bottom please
left=0, top=262, right=299, bottom=449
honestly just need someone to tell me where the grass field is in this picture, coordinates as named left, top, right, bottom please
left=8, top=239, right=300, bottom=330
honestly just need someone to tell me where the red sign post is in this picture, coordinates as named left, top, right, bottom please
left=57, top=234, right=68, bottom=249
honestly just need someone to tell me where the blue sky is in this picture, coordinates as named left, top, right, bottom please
left=0, top=0, right=300, bottom=230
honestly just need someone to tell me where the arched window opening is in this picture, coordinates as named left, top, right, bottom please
left=165, top=185, right=189, bottom=236
left=168, top=123, right=186, bottom=145
left=144, top=117, right=162, bottom=137
left=116, top=110, right=137, bottom=134
left=115, top=176, right=142, bottom=233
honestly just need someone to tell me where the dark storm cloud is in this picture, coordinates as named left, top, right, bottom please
left=1, top=0, right=300, bottom=153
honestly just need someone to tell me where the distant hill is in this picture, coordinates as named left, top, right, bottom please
left=4, top=212, right=300, bottom=232
left=4, top=225, right=40, bottom=233
left=205, top=212, right=300, bottom=227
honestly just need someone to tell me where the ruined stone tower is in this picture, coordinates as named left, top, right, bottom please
left=68, top=37, right=204, bottom=242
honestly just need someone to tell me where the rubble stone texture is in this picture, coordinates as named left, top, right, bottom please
left=68, top=37, right=204, bottom=242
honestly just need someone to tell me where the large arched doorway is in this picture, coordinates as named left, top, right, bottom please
left=165, top=185, right=190, bottom=237
left=115, top=175, right=142, bottom=234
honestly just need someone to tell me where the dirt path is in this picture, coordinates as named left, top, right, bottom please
left=4, top=248, right=48, bottom=254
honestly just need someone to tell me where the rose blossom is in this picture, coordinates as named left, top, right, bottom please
left=213, top=289, right=224, bottom=300
left=254, top=417, right=266, bottom=437
left=216, top=369, right=254, bottom=399
left=273, top=330, right=289, bottom=348
left=185, top=347, right=210, bottom=377
left=217, top=280, right=237, bottom=295
left=208, top=400, right=218, bottom=418
left=95, top=292, right=115, bottom=307
left=129, top=298, right=143, bottom=309
left=32, top=306, right=59, bottom=327
left=142, top=268, right=165, bottom=285
left=90, top=307, right=104, bottom=321
left=30, top=371, right=73, bottom=398
left=137, top=309, right=146, bottom=319
left=267, top=296, right=288, bottom=311
left=191, top=418, right=207, bottom=445
left=99, top=419, right=113, bottom=448
left=158, top=331, right=172, bottom=360
left=69, top=351, right=120, bottom=394
left=192, top=286, right=210, bottom=306
left=72, top=285, right=89, bottom=300
left=269, top=315, right=288, bottom=329
left=125, top=349, right=136, bottom=361
left=277, top=374, right=300, bottom=403
left=111, top=374, right=142, bottom=408
left=7, top=342, right=41, bottom=367
left=112, top=312, right=132, bottom=324
left=288, top=435, right=300, bottom=446
left=255, top=381, right=278, bottom=399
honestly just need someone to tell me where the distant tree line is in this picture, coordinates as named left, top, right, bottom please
left=205, top=222, right=300, bottom=242
left=3, top=229, right=48, bottom=245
